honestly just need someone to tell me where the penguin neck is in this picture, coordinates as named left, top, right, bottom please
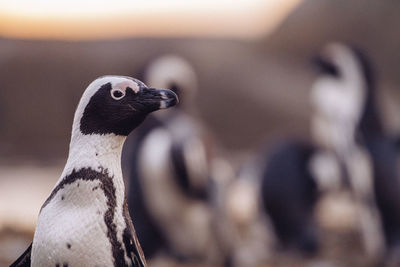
left=64, top=92, right=127, bottom=178
left=62, top=127, right=127, bottom=185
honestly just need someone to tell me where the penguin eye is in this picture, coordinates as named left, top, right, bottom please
left=111, top=89, right=125, bottom=100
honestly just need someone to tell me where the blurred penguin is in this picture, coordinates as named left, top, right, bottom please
left=311, top=43, right=400, bottom=264
left=259, top=43, right=398, bottom=262
left=122, top=55, right=224, bottom=265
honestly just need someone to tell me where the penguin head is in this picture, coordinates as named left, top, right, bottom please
left=310, top=43, right=370, bottom=152
left=74, top=75, right=178, bottom=136
left=144, top=55, right=198, bottom=110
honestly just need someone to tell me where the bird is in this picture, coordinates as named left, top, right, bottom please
left=121, top=55, right=223, bottom=264
left=311, top=42, right=400, bottom=264
left=10, top=75, right=178, bottom=267
left=259, top=43, right=388, bottom=256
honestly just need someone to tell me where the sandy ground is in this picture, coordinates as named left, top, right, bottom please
left=0, top=164, right=375, bottom=267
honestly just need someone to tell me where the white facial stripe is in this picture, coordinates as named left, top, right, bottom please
left=114, top=80, right=140, bottom=93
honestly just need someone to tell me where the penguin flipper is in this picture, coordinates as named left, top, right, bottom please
left=10, top=243, right=31, bottom=267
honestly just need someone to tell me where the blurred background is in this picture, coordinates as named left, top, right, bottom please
left=1, top=0, right=400, bottom=266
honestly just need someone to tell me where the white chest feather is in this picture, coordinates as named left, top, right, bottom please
left=31, top=133, right=132, bottom=267
left=32, top=180, right=114, bottom=267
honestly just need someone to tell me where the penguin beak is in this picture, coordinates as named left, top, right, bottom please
left=137, top=87, right=179, bottom=113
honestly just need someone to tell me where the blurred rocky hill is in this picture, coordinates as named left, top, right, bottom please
left=1, top=0, right=400, bottom=162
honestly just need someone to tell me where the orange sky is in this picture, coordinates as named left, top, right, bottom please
left=0, top=0, right=302, bottom=40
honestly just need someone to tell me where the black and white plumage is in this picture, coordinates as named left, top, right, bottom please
left=260, top=43, right=400, bottom=259
left=312, top=43, right=400, bottom=263
left=10, top=76, right=178, bottom=267
left=122, top=55, right=222, bottom=264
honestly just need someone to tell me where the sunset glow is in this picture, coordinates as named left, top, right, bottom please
left=0, top=0, right=302, bottom=40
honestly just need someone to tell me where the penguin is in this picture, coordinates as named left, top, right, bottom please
left=311, top=43, right=400, bottom=264
left=122, top=55, right=222, bottom=264
left=10, top=75, right=178, bottom=267
left=259, top=43, right=386, bottom=256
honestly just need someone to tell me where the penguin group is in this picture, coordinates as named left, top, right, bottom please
left=10, top=42, right=400, bottom=267
left=259, top=43, right=400, bottom=265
